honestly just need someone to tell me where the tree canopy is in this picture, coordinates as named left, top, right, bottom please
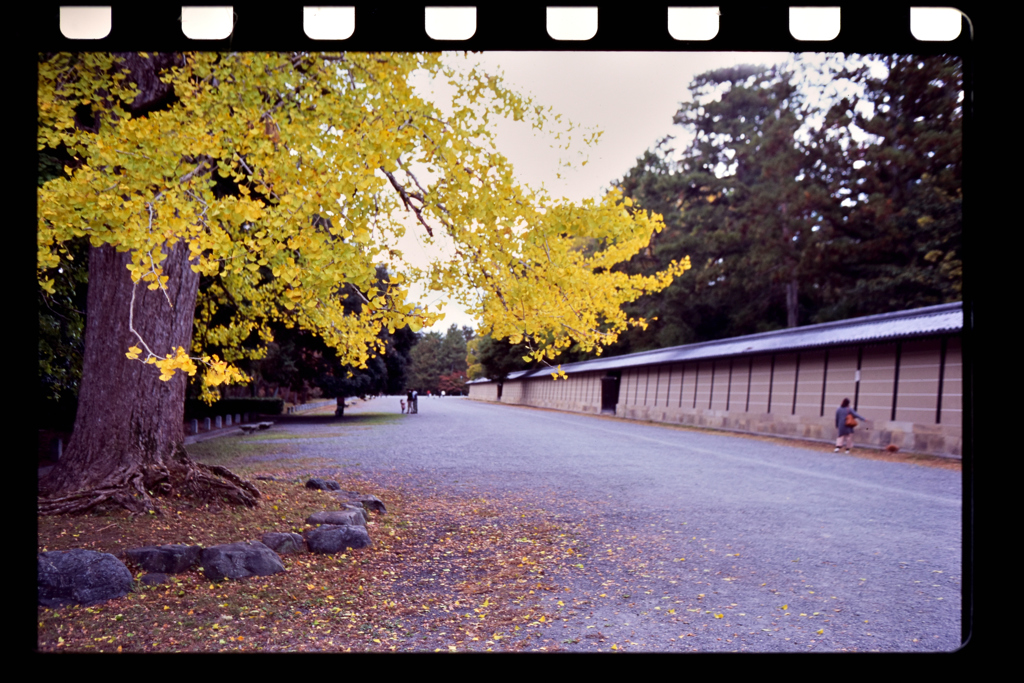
left=37, top=52, right=688, bottom=514
left=466, top=333, right=531, bottom=383
left=38, top=52, right=687, bottom=395
left=407, top=324, right=472, bottom=395
left=38, top=157, right=88, bottom=428
left=813, top=54, right=963, bottom=320
left=237, top=265, right=417, bottom=409
left=601, top=54, right=962, bottom=356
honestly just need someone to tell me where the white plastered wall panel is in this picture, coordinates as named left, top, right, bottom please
left=894, top=338, right=942, bottom=424
left=628, top=367, right=639, bottom=407
left=732, top=359, right=752, bottom=412
left=747, top=356, right=773, bottom=414
left=709, top=360, right=729, bottom=412
left=663, top=364, right=679, bottom=409
left=637, top=367, right=649, bottom=406
left=795, top=350, right=827, bottom=418
left=939, top=336, right=962, bottom=429
left=692, top=361, right=712, bottom=411
left=652, top=365, right=668, bottom=408
left=857, top=343, right=897, bottom=419
left=674, top=364, right=687, bottom=409
left=770, top=353, right=798, bottom=416
left=619, top=369, right=631, bottom=409
left=823, top=347, right=860, bottom=414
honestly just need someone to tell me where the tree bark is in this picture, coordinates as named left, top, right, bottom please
left=37, top=53, right=258, bottom=515
left=786, top=278, right=799, bottom=328
left=39, top=242, right=260, bottom=514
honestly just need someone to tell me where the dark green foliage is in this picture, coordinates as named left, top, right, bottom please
left=381, top=324, right=418, bottom=395
left=603, top=54, right=962, bottom=358
left=407, top=325, right=474, bottom=394
left=229, top=265, right=416, bottom=404
left=38, top=150, right=89, bottom=430
left=466, top=333, right=532, bottom=382
left=811, top=54, right=963, bottom=321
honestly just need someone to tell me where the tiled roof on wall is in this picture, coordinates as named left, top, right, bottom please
left=476, top=302, right=963, bottom=382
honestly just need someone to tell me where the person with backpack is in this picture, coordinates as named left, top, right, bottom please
left=835, top=398, right=866, bottom=453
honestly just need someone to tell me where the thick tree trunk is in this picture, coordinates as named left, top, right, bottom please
left=786, top=278, right=799, bottom=328
left=39, top=243, right=259, bottom=515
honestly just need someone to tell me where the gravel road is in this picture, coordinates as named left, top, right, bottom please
left=270, top=395, right=964, bottom=652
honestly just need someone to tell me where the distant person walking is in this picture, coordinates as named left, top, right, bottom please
left=411, top=390, right=419, bottom=414
left=400, top=398, right=406, bottom=414
left=835, top=398, right=866, bottom=453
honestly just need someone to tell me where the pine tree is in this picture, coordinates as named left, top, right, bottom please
left=607, top=55, right=962, bottom=357
left=610, top=62, right=825, bottom=355
left=813, top=54, right=963, bottom=320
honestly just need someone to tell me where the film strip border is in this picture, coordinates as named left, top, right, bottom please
left=36, top=4, right=973, bottom=52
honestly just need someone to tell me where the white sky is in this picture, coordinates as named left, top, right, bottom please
left=403, top=52, right=792, bottom=333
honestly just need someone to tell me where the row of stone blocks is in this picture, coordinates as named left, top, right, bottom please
left=189, top=412, right=252, bottom=435
left=38, top=478, right=386, bottom=607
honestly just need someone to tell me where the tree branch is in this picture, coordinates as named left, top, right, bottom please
left=381, top=168, right=434, bottom=237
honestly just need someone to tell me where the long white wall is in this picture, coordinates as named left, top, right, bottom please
left=468, top=337, right=962, bottom=457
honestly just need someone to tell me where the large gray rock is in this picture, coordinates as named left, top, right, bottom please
left=38, top=550, right=133, bottom=607
left=200, top=542, right=286, bottom=581
left=339, top=503, right=370, bottom=524
left=261, top=532, right=306, bottom=555
left=140, top=572, right=170, bottom=586
left=305, top=525, right=372, bottom=554
left=307, top=509, right=366, bottom=527
left=333, top=490, right=387, bottom=515
left=305, top=478, right=341, bottom=491
left=125, top=544, right=202, bottom=574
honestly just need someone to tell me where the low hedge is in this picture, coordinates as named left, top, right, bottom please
left=184, top=397, right=284, bottom=420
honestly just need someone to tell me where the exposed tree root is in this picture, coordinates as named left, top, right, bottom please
left=38, top=443, right=261, bottom=516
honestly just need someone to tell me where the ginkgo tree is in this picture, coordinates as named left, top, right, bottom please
left=37, top=52, right=689, bottom=515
